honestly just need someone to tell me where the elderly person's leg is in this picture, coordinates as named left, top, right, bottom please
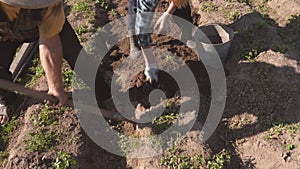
left=128, top=0, right=141, bottom=59
left=0, top=41, right=21, bottom=125
left=136, top=0, right=159, bottom=83
left=59, top=20, right=111, bottom=102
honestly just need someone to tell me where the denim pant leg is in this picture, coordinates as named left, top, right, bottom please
left=128, top=0, right=137, bottom=31
left=0, top=40, right=21, bottom=105
left=59, top=19, right=111, bottom=101
left=136, top=0, right=157, bottom=48
left=173, top=4, right=193, bottom=42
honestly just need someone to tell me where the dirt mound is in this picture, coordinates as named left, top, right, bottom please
left=223, top=50, right=300, bottom=167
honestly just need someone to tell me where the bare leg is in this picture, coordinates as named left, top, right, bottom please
left=141, top=47, right=158, bottom=83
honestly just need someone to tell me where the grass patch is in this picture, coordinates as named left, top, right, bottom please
left=152, top=101, right=180, bottom=134
left=160, top=146, right=194, bottom=168
left=242, top=49, right=257, bottom=62
left=208, top=150, right=231, bottom=169
left=75, top=26, right=91, bottom=36
left=238, top=21, right=269, bottom=61
left=200, top=1, right=217, bottom=13
left=237, top=0, right=252, bottom=6
left=25, top=129, right=60, bottom=153
left=26, top=58, right=45, bottom=88
left=29, top=58, right=45, bottom=78
left=0, top=151, right=8, bottom=165
left=97, top=0, right=111, bottom=10
left=227, top=9, right=241, bottom=21
left=166, top=55, right=174, bottom=62
left=71, top=0, right=96, bottom=42
left=52, top=151, right=76, bottom=169
left=265, top=122, right=300, bottom=139
left=0, top=116, right=18, bottom=146
left=265, top=123, right=284, bottom=139
left=73, top=1, right=91, bottom=12
left=118, top=134, right=143, bottom=156
left=62, top=62, right=74, bottom=90
left=30, top=104, right=70, bottom=127
left=160, top=147, right=231, bottom=169
left=25, top=104, right=70, bottom=153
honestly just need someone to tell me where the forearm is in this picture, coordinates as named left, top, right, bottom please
left=39, top=35, right=64, bottom=95
left=141, top=47, right=156, bottom=65
left=166, top=2, right=177, bottom=14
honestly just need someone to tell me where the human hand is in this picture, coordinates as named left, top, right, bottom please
left=48, top=89, right=68, bottom=106
left=154, top=12, right=171, bottom=34
left=144, top=63, right=158, bottom=83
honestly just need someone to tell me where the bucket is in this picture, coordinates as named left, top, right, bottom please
left=195, top=24, right=234, bottom=62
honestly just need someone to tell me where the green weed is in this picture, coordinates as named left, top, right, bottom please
left=208, top=150, right=231, bottom=169
left=0, top=116, right=18, bottom=145
left=286, top=143, right=297, bottom=151
left=265, top=122, right=300, bottom=139
left=75, top=26, right=91, bottom=36
left=30, top=104, right=68, bottom=127
left=160, top=147, right=231, bottom=169
left=0, top=100, right=18, bottom=164
left=26, top=58, right=45, bottom=88
left=255, top=4, right=270, bottom=15
left=29, top=58, right=45, bottom=77
left=118, top=134, right=143, bottom=156
left=166, top=55, right=174, bottom=62
left=74, top=2, right=90, bottom=12
left=97, top=0, right=111, bottom=10
left=62, top=62, right=74, bottom=89
left=160, top=146, right=193, bottom=169
left=237, top=0, right=252, bottom=6
left=265, top=123, right=284, bottom=139
left=200, top=1, right=216, bottom=13
left=242, top=49, right=257, bottom=62
left=286, top=124, right=300, bottom=138
left=110, top=9, right=118, bottom=17
left=52, top=151, right=76, bottom=169
left=111, top=122, right=123, bottom=132
left=227, top=9, right=240, bottom=21
left=0, top=151, right=8, bottom=165
left=25, top=129, right=60, bottom=153
left=152, top=101, right=180, bottom=134
left=238, top=21, right=270, bottom=61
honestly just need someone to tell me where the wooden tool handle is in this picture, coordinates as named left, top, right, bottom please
left=0, top=79, right=125, bottom=121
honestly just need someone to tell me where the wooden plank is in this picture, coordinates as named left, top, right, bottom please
left=9, top=42, right=38, bottom=81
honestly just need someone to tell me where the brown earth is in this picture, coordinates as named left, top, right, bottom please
left=1, top=0, right=300, bottom=168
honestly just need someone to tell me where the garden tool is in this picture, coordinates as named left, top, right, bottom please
left=0, top=79, right=125, bottom=121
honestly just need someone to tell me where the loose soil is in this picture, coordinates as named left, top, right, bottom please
left=1, top=0, right=300, bottom=169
